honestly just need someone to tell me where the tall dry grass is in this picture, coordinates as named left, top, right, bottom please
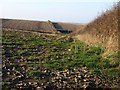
left=73, top=3, right=119, bottom=55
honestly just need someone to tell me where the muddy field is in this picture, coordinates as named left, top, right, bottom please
left=2, top=29, right=120, bottom=89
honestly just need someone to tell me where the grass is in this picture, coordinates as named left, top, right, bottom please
left=2, top=29, right=120, bottom=82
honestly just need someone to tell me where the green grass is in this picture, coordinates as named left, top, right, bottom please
left=2, top=29, right=120, bottom=80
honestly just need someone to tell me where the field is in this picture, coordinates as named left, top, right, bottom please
left=2, top=28, right=120, bottom=89
left=2, top=19, right=84, bottom=35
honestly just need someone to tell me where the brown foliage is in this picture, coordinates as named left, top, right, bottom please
left=74, top=3, right=120, bottom=54
left=2, top=19, right=60, bottom=34
left=58, top=22, right=85, bottom=32
left=2, top=19, right=84, bottom=34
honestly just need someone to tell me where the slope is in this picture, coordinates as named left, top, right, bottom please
left=74, top=3, right=119, bottom=54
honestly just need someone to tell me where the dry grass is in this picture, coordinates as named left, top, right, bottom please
left=72, top=3, right=119, bottom=55
left=2, top=19, right=59, bottom=34
left=2, top=19, right=85, bottom=34
left=58, top=22, right=85, bottom=32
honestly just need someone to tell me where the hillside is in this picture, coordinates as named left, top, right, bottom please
left=2, top=19, right=84, bottom=34
left=2, top=3, right=120, bottom=89
left=73, top=4, right=119, bottom=54
left=58, top=22, right=85, bottom=32
left=2, top=19, right=59, bottom=34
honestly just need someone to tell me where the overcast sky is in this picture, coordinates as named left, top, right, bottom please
left=0, top=0, right=119, bottom=23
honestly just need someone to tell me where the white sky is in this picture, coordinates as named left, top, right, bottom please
left=0, top=0, right=119, bottom=23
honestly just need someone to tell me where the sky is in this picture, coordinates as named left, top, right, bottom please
left=0, top=0, right=119, bottom=23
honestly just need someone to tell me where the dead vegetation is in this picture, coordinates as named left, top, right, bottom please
left=2, top=19, right=59, bottom=34
left=58, top=22, right=85, bottom=32
left=72, top=3, right=119, bottom=55
left=2, top=19, right=84, bottom=35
